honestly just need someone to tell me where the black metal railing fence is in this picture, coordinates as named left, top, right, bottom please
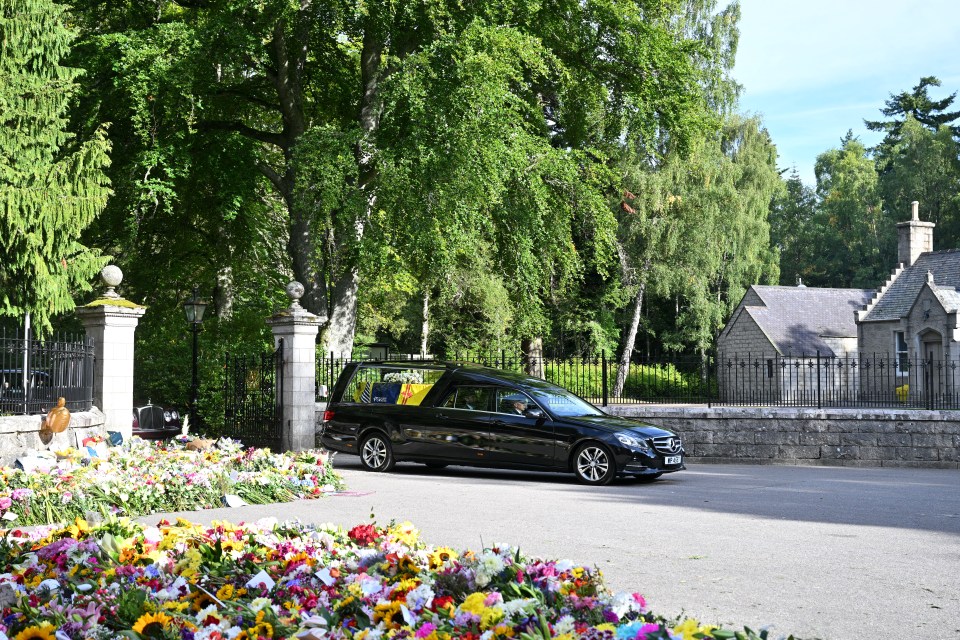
left=318, top=349, right=960, bottom=409
left=0, top=327, right=95, bottom=415
left=317, top=350, right=715, bottom=406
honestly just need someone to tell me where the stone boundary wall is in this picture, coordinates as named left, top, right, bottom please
left=0, top=409, right=106, bottom=467
left=607, top=405, right=960, bottom=469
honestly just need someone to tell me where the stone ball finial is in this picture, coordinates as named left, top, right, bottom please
left=286, top=281, right=305, bottom=309
left=101, top=265, right=123, bottom=299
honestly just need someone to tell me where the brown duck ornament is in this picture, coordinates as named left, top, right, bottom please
left=44, top=397, right=71, bottom=434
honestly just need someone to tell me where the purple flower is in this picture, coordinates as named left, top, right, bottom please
left=10, top=488, right=33, bottom=501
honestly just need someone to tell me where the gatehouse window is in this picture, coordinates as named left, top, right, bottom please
left=895, top=331, right=909, bottom=375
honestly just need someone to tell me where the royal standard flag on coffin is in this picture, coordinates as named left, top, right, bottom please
left=398, top=383, right=432, bottom=406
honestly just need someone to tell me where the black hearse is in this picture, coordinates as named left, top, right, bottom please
left=320, top=361, right=684, bottom=485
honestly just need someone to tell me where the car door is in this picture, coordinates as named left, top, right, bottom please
left=403, top=385, right=494, bottom=464
left=483, top=387, right=556, bottom=467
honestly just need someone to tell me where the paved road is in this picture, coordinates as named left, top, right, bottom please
left=142, top=459, right=960, bottom=640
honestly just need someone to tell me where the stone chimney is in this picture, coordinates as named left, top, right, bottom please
left=897, top=200, right=934, bottom=266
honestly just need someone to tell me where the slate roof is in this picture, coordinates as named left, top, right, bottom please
left=863, top=250, right=960, bottom=321
left=738, top=285, right=875, bottom=355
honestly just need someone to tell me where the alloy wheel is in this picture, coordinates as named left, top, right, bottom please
left=360, top=434, right=394, bottom=471
left=575, top=444, right=614, bottom=485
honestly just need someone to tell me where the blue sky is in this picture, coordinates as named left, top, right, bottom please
left=731, top=0, right=960, bottom=187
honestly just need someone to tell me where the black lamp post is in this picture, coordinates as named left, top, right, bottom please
left=182, top=286, right=207, bottom=428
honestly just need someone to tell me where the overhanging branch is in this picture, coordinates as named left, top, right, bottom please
left=198, top=120, right=287, bottom=149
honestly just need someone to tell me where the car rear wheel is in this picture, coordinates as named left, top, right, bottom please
left=360, top=433, right=395, bottom=472
left=573, top=442, right=616, bottom=485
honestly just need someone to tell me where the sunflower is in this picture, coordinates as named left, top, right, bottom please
left=132, top=611, right=173, bottom=638
left=429, top=547, right=458, bottom=569
left=13, top=623, right=56, bottom=640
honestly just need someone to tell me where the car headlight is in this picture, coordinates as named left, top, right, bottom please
left=615, top=433, right=653, bottom=454
left=171, top=410, right=179, bottom=421
left=163, top=410, right=172, bottom=423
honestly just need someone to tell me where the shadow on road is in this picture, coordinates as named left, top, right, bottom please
left=332, top=455, right=960, bottom=535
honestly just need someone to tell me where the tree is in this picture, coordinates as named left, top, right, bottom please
left=610, top=0, right=743, bottom=395
left=70, top=1, right=717, bottom=359
left=865, top=76, right=960, bottom=141
left=878, top=116, right=960, bottom=247
left=770, top=169, right=819, bottom=286
left=0, top=0, right=111, bottom=334
left=866, top=76, right=960, bottom=171
left=813, top=132, right=891, bottom=288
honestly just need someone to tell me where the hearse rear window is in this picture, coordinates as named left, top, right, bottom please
left=345, top=366, right=442, bottom=406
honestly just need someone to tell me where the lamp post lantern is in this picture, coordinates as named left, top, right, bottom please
left=183, top=286, right=207, bottom=429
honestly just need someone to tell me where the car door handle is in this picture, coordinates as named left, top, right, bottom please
left=493, top=420, right=507, bottom=426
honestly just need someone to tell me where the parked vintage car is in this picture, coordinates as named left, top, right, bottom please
left=132, top=402, right=182, bottom=440
left=320, top=361, right=685, bottom=485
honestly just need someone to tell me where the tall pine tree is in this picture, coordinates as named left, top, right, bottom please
left=0, top=0, right=111, bottom=333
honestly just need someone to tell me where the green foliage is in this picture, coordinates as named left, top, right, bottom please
left=770, top=170, right=818, bottom=286
left=622, top=114, right=782, bottom=352
left=878, top=116, right=960, bottom=247
left=813, top=132, right=892, bottom=287
left=865, top=75, right=960, bottom=158
left=0, top=0, right=112, bottom=334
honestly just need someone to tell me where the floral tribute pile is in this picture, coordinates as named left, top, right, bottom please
left=0, top=517, right=791, bottom=640
left=0, top=438, right=343, bottom=526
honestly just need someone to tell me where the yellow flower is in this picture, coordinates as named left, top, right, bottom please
left=389, top=521, right=419, bottom=546
left=428, top=547, right=458, bottom=569
left=459, top=592, right=487, bottom=616
left=13, top=623, right=56, bottom=640
left=67, top=518, right=91, bottom=539
left=374, top=600, right=403, bottom=625
left=216, top=584, right=236, bottom=600
left=480, top=607, right=503, bottom=630
left=493, top=623, right=515, bottom=637
left=132, top=611, right=173, bottom=637
left=673, top=618, right=716, bottom=640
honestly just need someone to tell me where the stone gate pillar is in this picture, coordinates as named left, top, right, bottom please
left=75, top=266, right=146, bottom=440
left=266, top=282, right=322, bottom=451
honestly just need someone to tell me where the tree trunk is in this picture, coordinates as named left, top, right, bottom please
left=320, top=25, right=382, bottom=356
left=521, top=337, right=544, bottom=378
left=213, top=266, right=234, bottom=321
left=613, top=274, right=649, bottom=398
left=322, top=267, right=360, bottom=357
left=420, top=290, right=430, bottom=357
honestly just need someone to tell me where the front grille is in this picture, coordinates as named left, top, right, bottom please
left=652, top=436, right=683, bottom=455
left=137, top=406, right=165, bottom=431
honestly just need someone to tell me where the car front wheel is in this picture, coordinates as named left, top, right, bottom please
left=360, top=433, right=395, bottom=472
left=573, top=442, right=616, bottom=485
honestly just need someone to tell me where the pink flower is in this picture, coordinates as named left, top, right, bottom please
left=635, top=623, right=662, bottom=639
left=415, top=623, right=437, bottom=638
left=0, top=496, right=11, bottom=510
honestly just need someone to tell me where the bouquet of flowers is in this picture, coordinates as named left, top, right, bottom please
left=0, top=517, right=789, bottom=640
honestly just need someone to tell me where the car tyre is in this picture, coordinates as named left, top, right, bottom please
left=360, top=432, right=395, bottom=472
left=573, top=442, right=616, bottom=485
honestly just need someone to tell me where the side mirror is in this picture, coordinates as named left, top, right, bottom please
left=523, top=407, right=545, bottom=420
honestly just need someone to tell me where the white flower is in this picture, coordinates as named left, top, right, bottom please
left=553, top=615, right=576, bottom=635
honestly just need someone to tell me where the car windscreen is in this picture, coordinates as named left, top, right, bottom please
left=527, top=386, right=603, bottom=417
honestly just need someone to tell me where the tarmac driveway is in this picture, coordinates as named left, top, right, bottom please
left=142, top=460, right=960, bottom=640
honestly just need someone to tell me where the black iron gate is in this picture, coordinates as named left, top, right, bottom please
left=223, top=339, right=283, bottom=449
